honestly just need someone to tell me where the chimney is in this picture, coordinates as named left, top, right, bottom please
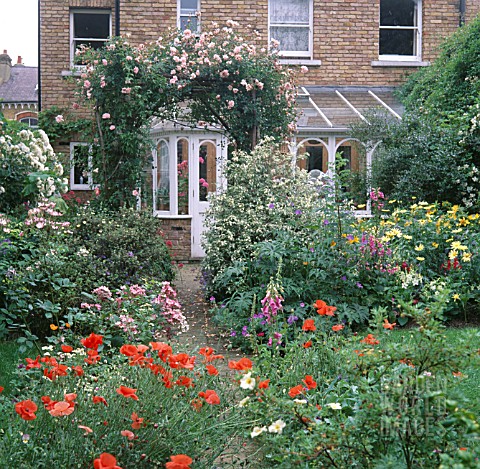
left=0, top=50, right=12, bottom=85
left=16, top=56, right=23, bottom=65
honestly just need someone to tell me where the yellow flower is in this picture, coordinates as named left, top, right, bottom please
left=357, top=204, right=366, bottom=209
left=452, top=293, right=461, bottom=302
left=330, top=240, right=336, bottom=247
left=388, top=199, right=396, bottom=204
left=462, top=252, right=472, bottom=262
left=458, top=218, right=470, bottom=226
left=467, top=213, right=479, bottom=220
left=65, top=323, right=71, bottom=328
left=303, top=262, right=308, bottom=266
left=448, top=249, right=458, bottom=260
left=416, top=257, right=425, bottom=261
left=386, top=229, right=402, bottom=238
left=414, top=244, right=424, bottom=252
left=451, top=228, right=463, bottom=234
left=348, top=236, right=360, bottom=244
left=404, top=221, right=412, bottom=227
left=50, top=324, right=59, bottom=331
left=432, top=242, right=439, bottom=248
left=418, top=219, right=427, bottom=225
left=403, top=235, right=413, bottom=240
left=451, top=241, right=467, bottom=251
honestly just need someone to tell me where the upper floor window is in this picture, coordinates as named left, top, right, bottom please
left=379, top=0, right=422, bottom=61
left=70, top=9, right=111, bottom=65
left=269, top=0, right=312, bottom=58
left=178, top=0, right=200, bottom=32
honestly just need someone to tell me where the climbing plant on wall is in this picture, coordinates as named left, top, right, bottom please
left=72, top=21, right=302, bottom=208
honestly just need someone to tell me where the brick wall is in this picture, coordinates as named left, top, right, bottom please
left=158, top=217, right=192, bottom=260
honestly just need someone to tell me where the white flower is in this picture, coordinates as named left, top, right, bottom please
left=240, top=372, right=256, bottom=390
left=250, top=426, right=267, bottom=438
left=294, top=399, right=307, bottom=404
left=326, top=403, right=342, bottom=410
left=268, top=419, right=286, bottom=434
left=238, top=396, right=250, bottom=407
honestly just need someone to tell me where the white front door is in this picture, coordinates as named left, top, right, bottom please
left=190, top=136, right=226, bottom=258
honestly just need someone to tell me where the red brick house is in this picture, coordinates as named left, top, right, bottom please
left=39, top=1, right=480, bottom=258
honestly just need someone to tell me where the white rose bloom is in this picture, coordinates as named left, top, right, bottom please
left=250, top=426, right=267, bottom=438
left=326, top=403, right=342, bottom=410
left=268, top=419, right=286, bottom=434
left=240, top=372, right=256, bottom=390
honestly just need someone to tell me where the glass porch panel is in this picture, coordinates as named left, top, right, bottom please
left=336, top=140, right=367, bottom=206
left=177, top=138, right=189, bottom=215
left=297, top=140, right=327, bottom=173
left=199, top=142, right=217, bottom=202
left=156, top=140, right=170, bottom=211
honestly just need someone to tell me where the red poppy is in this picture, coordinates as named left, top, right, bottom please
left=78, top=425, right=93, bottom=435
left=198, top=389, right=220, bottom=405
left=360, top=334, right=379, bottom=345
left=205, top=365, right=219, bottom=376
left=383, top=319, right=396, bottom=330
left=149, top=342, right=172, bottom=362
left=80, top=333, right=103, bottom=351
left=332, top=324, right=344, bottom=332
left=93, top=395, right=108, bottom=406
left=49, top=401, right=75, bottom=417
left=72, top=365, right=84, bottom=377
left=302, top=319, right=316, bottom=332
left=175, top=376, right=194, bottom=387
left=119, top=344, right=139, bottom=357
left=93, top=452, right=123, bottom=469
left=131, top=412, right=144, bottom=429
left=168, top=353, right=196, bottom=369
left=190, top=398, right=203, bottom=411
left=25, top=356, right=41, bottom=370
left=166, top=454, right=192, bottom=469
left=314, top=299, right=327, bottom=315
left=303, top=341, right=312, bottom=348
left=61, top=344, right=73, bottom=353
left=116, top=385, right=139, bottom=401
left=325, top=306, right=337, bottom=317
left=258, top=379, right=270, bottom=389
left=199, top=347, right=224, bottom=362
left=41, top=395, right=56, bottom=410
left=15, top=400, right=38, bottom=420
left=302, top=375, right=317, bottom=390
left=121, top=430, right=135, bottom=440
left=228, top=357, right=253, bottom=370
left=288, top=385, right=304, bottom=398
left=85, top=349, right=101, bottom=365
left=43, top=363, right=68, bottom=381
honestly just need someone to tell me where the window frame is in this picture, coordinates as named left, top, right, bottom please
left=177, top=0, right=200, bottom=32
left=378, top=0, right=422, bottom=62
left=70, top=9, right=112, bottom=67
left=69, top=142, right=98, bottom=191
left=268, top=0, right=313, bottom=59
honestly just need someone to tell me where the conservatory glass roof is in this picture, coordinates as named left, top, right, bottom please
left=296, top=86, right=404, bottom=132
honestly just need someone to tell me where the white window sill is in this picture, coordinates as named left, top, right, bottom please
left=153, top=213, right=193, bottom=220
left=62, top=70, right=83, bottom=77
left=371, top=60, right=430, bottom=67
left=278, top=59, right=321, bottom=66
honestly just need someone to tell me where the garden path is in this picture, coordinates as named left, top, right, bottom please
left=172, top=263, right=254, bottom=468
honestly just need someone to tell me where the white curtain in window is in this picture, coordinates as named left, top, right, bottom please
left=270, top=0, right=309, bottom=25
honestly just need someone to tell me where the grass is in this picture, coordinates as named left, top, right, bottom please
left=0, top=341, right=35, bottom=394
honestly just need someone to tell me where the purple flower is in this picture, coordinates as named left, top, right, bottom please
left=309, top=247, right=315, bottom=253
left=287, top=315, right=298, bottom=325
left=341, top=276, right=347, bottom=281
left=323, top=219, right=330, bottom=225
left=268, top=203, right=275, bottom=209
left=127, top=251, right=134, bottom=257
left=241, top=325, right=249, bottom=337
left=300, top=302, right=305, bottom=308
left=209, top=296, right=216, bottom=302
left=295, top=209, right=302, bottom=215
left=356, top=282, right=363, bottom=289
left=230, top=330, right=237, bottom=337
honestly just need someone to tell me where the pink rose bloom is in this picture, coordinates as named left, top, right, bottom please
left=170, top=75, right=178, bottom=84
left=84, top=80, right=91, bottom=88
left=132, top=190, right=139, bottom=196
left=109, top=125, right=116, bottom=130
left=55, top=115, right=64, bottom=123
left=133, top=66, right=139, bottom=74
left=102, top=113, right=110, bottom=119
left=94, top=187, right=101, bottom=196
left=72, top=103, right=80, bottom=109
left=102, top=59, right=108, bottom=65
left=121, top=87, right=131, bottom=94
left=301, top=65, right=309, bottom=73
left=220, top=70, right=229, bottom=78
left=227, top=100, right=235, bottom=109
left=126, top=56, right=133, bottom=61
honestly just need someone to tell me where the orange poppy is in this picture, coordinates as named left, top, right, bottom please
left=80, top=333, right=103, bottom=351
left=360, top=334, right=379, bottom=345
left=121, top=430, right=135, bottom=440
left=93, top=452, right=123, bottom=469
left=302, top=319, right=316, bottom=332
left=288, top=385, right=304, bottom=398
left=332, top=324, right=344, bottom=332
left=205, top=365, right=219, bottom=376
left=325, top=306, right=337, bottom=317
left=49, top=401, right=75, bottom=417
left=93, top=395, right=108, bottom=406
left=15, top=400, right=38, bottom=420
left=61, top=344, right=73, bottom=353
left=303, top=375, right=317, bottom=390
left=303, top=341, right=312, bottom=348
left=258, top=379, right=270, bottom=389
left=166, top=454, right=193, bottom=469
left=383, top=319, right=396, bottom=330
left=314, top=299, right=327, bottom=315
left=116, top=385, right=139, bottom=401
left=198, top=389, right=220, bottom=405
left=131, top=412, right=144, bottom=429
left=228, top=357, right=253, bottom=370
